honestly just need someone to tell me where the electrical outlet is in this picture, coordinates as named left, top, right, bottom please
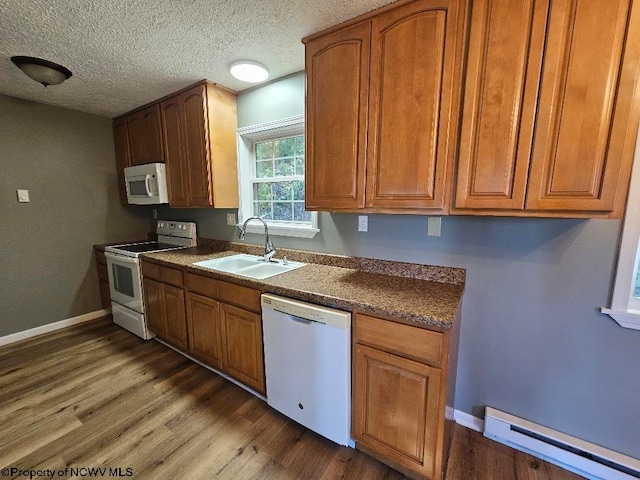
left=16, top=189, right=29, bottom=203
left=227, top=213, right=237, bottom=226
left=358, top=215, right=368, bottom=232
left=427, top=216, right=442, bottom=237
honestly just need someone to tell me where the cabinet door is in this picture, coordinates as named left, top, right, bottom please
left=366, top=0, right=464, bottom=210
left=454, top=0, right=548, bottom=210
left=163, top=283, right=188, bottom=351
left=181, top=85, right=212, bottom=207
left=142, top=104, right=165, bottom=164
left=127, top=105, right=164, bottom=165
left=126, top=110, right=148, bottom=166
left=353, top=344, right=441, bottom=479
left=112, top=117, right=131, bottom=205
left=186, top=292, right=222, bottom=369
left=219, top=303, right=265, bottom=394
left=160, top=96, right=189, bottom=207
left=526, top=0, right=638, bottom=212
left=305, top=22, right=370, bottom=210
left=143, top=278, right=165, bottom=338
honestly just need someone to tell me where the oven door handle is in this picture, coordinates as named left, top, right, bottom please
left=105, top=252, right=139, bottom=265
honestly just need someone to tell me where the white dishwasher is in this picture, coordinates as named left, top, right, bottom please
left=261, top=294, right=352, bottom=447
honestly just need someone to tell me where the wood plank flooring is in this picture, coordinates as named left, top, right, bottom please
left=0, top=318, right=584, bottom=480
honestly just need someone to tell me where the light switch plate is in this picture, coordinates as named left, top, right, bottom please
left=17, top=189, right=30, bottom=203
left=227, top=213, right=237, bottom=226
left=427, top=216, right=441, bottom=237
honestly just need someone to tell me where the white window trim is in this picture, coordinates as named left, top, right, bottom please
left=601, top=127, right=640, bottom=330
left=236, top=115, right=319, bottom=238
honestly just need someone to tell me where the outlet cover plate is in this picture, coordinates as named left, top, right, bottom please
left=358, top=215, right=368, bottom=232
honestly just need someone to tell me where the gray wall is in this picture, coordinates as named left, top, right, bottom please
left=0, top=95, right=152, bottom=337
left=156, top=72, right=640, bottom=459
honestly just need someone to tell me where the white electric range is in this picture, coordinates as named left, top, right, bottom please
left=105, top=220, right=197, bottom=339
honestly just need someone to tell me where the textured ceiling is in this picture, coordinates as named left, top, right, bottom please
left=0, top=0, right=393, bottom=118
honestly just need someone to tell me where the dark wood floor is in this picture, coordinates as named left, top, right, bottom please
left=0, top=318, right=583, bottom=480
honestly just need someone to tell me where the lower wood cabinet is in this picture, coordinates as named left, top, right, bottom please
left=141, top=260, right=188, bottom=350
left=352, top=312, right=459, bottom=480
left=219, top=303, right=265, bottom=394
left=142, top=262, right=266, bottom=394
left=143, top=277, right=189, bottom=351
left=143, top=278, right=164, bottom=337
left=94, top=249, right=111, bottom=309
left=163, top=283, right=188, bottom=350
left=185, top=292, right=222, bottom=369
left=354, top=344, right=441, bottom=479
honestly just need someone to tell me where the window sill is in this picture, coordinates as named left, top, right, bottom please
left=600, top=307, right=640, bottom=330
left=242, top=222, right=320, bottom=239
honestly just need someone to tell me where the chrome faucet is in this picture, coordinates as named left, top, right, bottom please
left=239, top=216, right=276, bottom=263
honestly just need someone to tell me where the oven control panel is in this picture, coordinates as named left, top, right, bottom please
left=157, top=221, right=197, bottom=239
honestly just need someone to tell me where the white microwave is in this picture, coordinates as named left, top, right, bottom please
left=124, top=163, right=169, bottom=205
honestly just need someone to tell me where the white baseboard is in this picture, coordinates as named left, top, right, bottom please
left=454, top=409, right=485, bottom=432
left=0, top=309, right=111, bottom=347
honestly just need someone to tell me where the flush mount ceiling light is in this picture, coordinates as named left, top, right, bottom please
left=10, top=56, right=72, bottom=87
left=229, top=60, right=269, bottom=83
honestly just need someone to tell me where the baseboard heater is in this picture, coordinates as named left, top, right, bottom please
left=483, top=407, right=640, bottom=480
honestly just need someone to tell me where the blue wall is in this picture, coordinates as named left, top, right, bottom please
left=158, top=72, right=640, bottom=459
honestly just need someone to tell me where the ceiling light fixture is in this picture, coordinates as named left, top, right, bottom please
left=10, top=56, right=73, bottom=87
left=229, top=60, right=269, bottom=83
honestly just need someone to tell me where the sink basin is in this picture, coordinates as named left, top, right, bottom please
left=196, top=255, right=259, bottom=271
left=193, top=254, right=306, bottom=279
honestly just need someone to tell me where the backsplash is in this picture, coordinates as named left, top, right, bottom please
left=197, top=237, right=466, bottom=285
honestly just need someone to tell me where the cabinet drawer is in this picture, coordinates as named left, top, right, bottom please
left=95, top=250, right=107, bottom=265
left=218, top=280, right=261, bottom=313
left=355, top=313, right=442, bottom=367
left=141, top=261, right=184, bottom=287
left=97, top=263, right=109, bottom=282
left=185, top=272, right=218, bottom=298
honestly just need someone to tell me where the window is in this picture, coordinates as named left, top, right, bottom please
left=602, top=129, right=640, bottom=330
left=237, top=115, right=319, bottom=238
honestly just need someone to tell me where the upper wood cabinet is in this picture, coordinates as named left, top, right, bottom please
left=126, top=104, right=164, bottom=166
left=113, top=80, right=238, bottom=208
left=305, top=22, right=370, bottom=210
left=112, top=117, right=131, bottom=205
left=454, top=0, right=547, bottom=210
left=304, top=0, right=467, bottom=214
left=454, top=0, right=640, bottom=217
left=160, top=83, right=239, bottom=208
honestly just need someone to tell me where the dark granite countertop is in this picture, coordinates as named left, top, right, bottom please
left=141, top=242, right=465, bottom=331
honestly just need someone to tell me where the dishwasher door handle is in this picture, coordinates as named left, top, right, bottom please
left=288, top=315, right=312, bottom=325
left=273, top=308, right=322, bottom=325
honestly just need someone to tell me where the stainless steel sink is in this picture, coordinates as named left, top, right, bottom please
left=193, top=254, right=305, bottom=279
